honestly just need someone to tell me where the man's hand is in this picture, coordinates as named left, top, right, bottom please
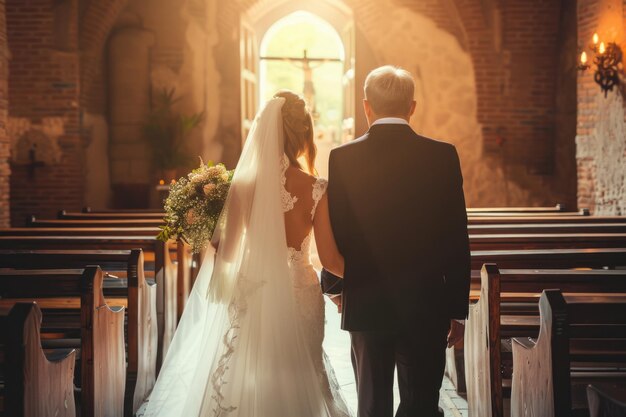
left=447, top=319, right=464, bottom=348
left=329, top=295, right=342, bottom=313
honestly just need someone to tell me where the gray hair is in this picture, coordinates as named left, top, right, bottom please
left=364, top=65, right=415, bottom=116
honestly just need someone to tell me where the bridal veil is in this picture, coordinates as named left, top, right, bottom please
left=143, top=97, right=337, bottom=417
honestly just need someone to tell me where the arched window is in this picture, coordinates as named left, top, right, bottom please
left=259, top=11, right=345, bottom=176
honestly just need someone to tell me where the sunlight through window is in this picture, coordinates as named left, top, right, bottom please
left=260, top=11, right=344, bottom=146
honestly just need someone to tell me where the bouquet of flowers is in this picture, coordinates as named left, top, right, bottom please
left=157, top=159, right=234, bottom=253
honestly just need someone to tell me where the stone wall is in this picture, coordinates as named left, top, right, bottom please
left=0, top=0, right=8, bottom=227
left=576, top=0, right=626, bottom=215
left=7, top=0, right=83, bottom=225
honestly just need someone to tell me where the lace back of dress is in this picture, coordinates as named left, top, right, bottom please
left=280, top=154, right=328, bottom=266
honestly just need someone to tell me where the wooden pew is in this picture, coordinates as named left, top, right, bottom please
left=586, top=383, right=626, bottom=417
left=81, top=204, right=569, bottom=217
left=0, top=249, right=155, bottom=417
left=0, top=227, right=161, bottom=237
left=0, top=235, right=177, bottom=372
left=468, top=215, right=626, bottom=225
left=59, top=210, right=165, bottom=220
left=465, top=265, right=626, bottom=417
left=511, top=290, right=626, bottom=417
left=470, top=247, right=626, bottom=270
left=27, top=216, right=164, bottom=228
left=468, top=208, right=589, bottom=217
left=469, top=233, right=626, bottom=250
left=83, top=207, right=164, bottom=214
left=1, top=302, right=76, bottom=417
left=445, top=247, right=626, bottom=393
left=22, top=220, right=200, bottom=312
left=467, top=204, right=567, bottom=214
left=0, top=267, right=126, bottom=417
left=54, top=211, right=198, bottom=292
left=468, top=222, right=626, bottom=235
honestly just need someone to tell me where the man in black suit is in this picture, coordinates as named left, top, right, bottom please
left=322, top=65, right=471, bottom=417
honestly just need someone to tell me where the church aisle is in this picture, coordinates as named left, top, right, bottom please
left=136, top=297, right=468, bottom=417
left=323, top=299, right=468, bottom=417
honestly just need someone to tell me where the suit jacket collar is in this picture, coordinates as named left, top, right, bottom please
left=366, top=122, right=416, bottom=138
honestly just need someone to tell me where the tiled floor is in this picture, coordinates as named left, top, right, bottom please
left=138, top=298, right=468, bottom=416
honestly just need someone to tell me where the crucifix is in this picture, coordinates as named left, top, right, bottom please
left=260, top=49, right=341, bottom=119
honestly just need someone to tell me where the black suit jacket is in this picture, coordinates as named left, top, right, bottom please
left=326, top=123, right=471, bottom=331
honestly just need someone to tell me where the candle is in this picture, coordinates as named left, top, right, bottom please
left=599, top=42, right=606, bottom=54
left=580, top=51, right=588, bottom=64
left=593, top=33, right=599, bottom=45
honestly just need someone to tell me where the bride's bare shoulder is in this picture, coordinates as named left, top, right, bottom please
left=285, top=166, right=322, bottom=194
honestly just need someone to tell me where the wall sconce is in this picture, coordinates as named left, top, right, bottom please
left=578, top=33, right=623, bottom=97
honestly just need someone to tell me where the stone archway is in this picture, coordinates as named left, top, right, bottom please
left=237, top=0, right=512, bottom=206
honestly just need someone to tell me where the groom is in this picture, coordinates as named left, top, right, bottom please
left=322, top=65, right=471, bottom=417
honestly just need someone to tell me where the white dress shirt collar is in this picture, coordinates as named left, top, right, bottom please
left=371, top=117, right=410, bottom=126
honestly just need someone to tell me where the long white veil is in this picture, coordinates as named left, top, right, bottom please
left=144, top=97, right=337, bottom=416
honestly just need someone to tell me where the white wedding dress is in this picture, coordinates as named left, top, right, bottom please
left=143, top=97, right=351, bottom=417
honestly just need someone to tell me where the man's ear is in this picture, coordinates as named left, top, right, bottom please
left=408, top=100, right=417, bottom=118
left=363, top=99, right=373, bottom=125
left=363, top=99, right=370, bottom=116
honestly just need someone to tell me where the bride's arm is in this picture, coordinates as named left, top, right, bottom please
left=313, top=193, right=344, bottom=278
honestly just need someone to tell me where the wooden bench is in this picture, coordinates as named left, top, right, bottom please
left=470, top=247, right=626, bottom=270
left=0, top=235, right=178, bottom=371
left=469, top=233, right=626, bottom=250
left=27, top=216, right=165, bottom=228
left=0, top=267, right=126, bottom=417
left=22, top=219, right=198, bottom=295
left=465, top=265, right=626, bottom=417
left=0, top=249, right=154, bottom=416
left=511, top=290, right=626, bottom=417
left=1, top=302, right=76, bottom=417
left=445, top=247, right=626, bottom=393
left=468, top=222, right=626, bottom=235
left=467, top=204, right=567, bottom=214
left=59, top=210, right=165, bottom=220
left=587, top=383, right=626, bottom=417
left=82, top=204, right=569, bottom=216
left=83, top=207, right=164, bottom=214
left=468, top=215, right=626, bottom=225
left=468, top=208, right=589, bottom=217
left=22, top=220, right=201, bottom=306
left=0, top=227, right=162, bottom=237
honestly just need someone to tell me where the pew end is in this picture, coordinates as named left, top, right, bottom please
left=2, top=302, right=76, bottom=417
left=510, top=290, right=566, bottom=417
left=0, top=266, right=127, bottom=417
left=464, top=263, right=503, bottom=417
left=511, top=290, right=626, bottom=417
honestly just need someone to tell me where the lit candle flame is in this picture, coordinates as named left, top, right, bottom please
left=592, top=33, right=599, bottom=45
left=599, top=42, right=606, bottom=54
left=580, top=51, right=588, bottom=64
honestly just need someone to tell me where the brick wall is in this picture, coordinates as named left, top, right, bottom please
left=7, top=0, right=82, bottom=225
left=452, top=0, right=578, bottom=208
left=576, top=0, right=626, bottom=215
left=0, top=0, right=9, bottom=227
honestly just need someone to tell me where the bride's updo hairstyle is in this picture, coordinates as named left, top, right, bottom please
left=274, top=90, right=317, bottom=175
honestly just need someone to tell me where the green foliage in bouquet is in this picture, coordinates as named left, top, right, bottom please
left=157, top=159, right=234, bottom=253
left=144, top=88, right=204, bottom=170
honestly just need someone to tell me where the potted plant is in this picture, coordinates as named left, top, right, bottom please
left=144, top=88, right=204, bottom=182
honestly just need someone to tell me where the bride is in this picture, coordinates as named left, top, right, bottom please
left=143, top=91, right=352, bottom=416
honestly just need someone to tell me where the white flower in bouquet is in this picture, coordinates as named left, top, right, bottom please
left=158, top=158, right=234, bottom=253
